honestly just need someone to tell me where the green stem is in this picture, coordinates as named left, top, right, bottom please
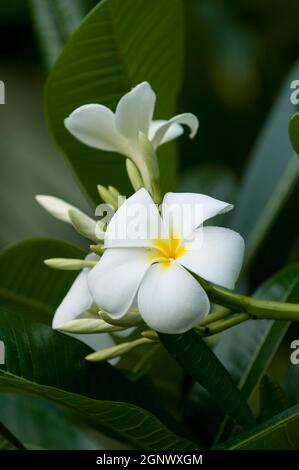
left=198, top=307, right=231, bottom=327
left=199, top=313, right=249, bottom=336
left=136, top=133, right=162, bottom=204
left=195, top=274, right=299, bottom=322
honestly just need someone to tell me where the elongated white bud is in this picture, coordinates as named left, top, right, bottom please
left=68, top=208, right=102, bottom=242
left=86, top=337, right=153, bottom=362
left=56, top=318, right=125, bottom=334
left=44, top=258, right=97, bottom=270
left=126, top=158, right=143, bottom=192
left=35, top=195, right=78, bottom=223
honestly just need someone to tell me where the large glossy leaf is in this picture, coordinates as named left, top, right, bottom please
left=0, top=308, right=165, bottom=419
left=231, top=60, right=299, bottom=264
left=217, top=405, right=299, bottom=450
left=215, top=265, right=299, bottom=400
left=0, top=371, right=196, bottom=450
left=214, top=266, right=299, bottom=444
left=0, top=305, right=196, bottom=449
left=0, top=308, right=134, bottom=400
left=0, top=239, right=85, bottom=324
left=0, top=420, right=24, bottom=450
left=0, top=306, right=188, bottom=440
left=46, top=0, right=184, bottom=202
left=159, top=332, right=256, bottom=431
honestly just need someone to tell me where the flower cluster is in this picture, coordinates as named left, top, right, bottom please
left=37, top=82, right=244, bottom=360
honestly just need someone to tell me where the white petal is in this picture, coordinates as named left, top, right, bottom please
left=36, top=195, right=77, bottom=223
left=104, top=188, right=167, bottom=249
left=115, top=82, right=156, bottom=142
left=151, top=113, right=199, bottom=149
left=149, top=120, right=183, bottom=147
left=162, top=192, right=233, bottom=239
left=52, top=269, right=92, bottom=329
left=87, top=248, right=151, bottom=319
left=52, top=254, right=98, bottom=329
left=179, top=226, right=245, bottom=289
left=65, top=104, right=128, bottom=154
left=138, top=262, right=210, bottom=333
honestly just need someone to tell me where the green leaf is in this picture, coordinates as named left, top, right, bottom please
left=45, top=0, right=184, bottom=202
left=215, top=265, right=299, bottom=401
left=30, top=0, right=91, bottom=69
left=159, top=331, right=256, bottom=431
left=0, top=371, right=196, bottom=450
left=231, top=60, right=299, bottom=264
left=0, top=308, right=134, bottom=400
left=0, top=420, right=25, bottom=450
left=217, top=404, right=299, bottom=450
left=0, top=308, right=196, bottom=449
left=214, top=265, right=299, bottom=444
left=259, top=375, right=288, bottom=422
left=0, top=305, right=190, bottom=441
left=289, top=111, right=299, bottom=156
left=0, top=239, right=85, bottom=324
left=0, top=308, right=171, bottom=419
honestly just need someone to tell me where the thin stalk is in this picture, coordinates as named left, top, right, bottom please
left=200, top=313, right=249, bottom=336
left=195, top=274, right=299, bottom=322
left=198, top=307, right=231, bottom=327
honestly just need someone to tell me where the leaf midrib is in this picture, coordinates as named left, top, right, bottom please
left=0, top=287, right=53, bottom=317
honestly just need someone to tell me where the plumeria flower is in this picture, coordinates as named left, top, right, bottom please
left=64, top=82, right=198, bottom=182
left=87, top=188, right=245, bottom=334
left=52, top=254, right=98, bottom=329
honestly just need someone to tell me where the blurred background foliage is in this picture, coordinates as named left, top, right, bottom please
left=2, top=0, right=299, bottom=449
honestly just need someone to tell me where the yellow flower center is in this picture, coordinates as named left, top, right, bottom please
left=147, top=232, right=187, bottom=269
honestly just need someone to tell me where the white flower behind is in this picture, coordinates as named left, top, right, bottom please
left=64, top=82, right=198, bottom=184
left=87, top=189, right=245, bottom=334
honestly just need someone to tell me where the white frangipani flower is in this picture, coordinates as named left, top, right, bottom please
left=64, top=81, right=198, bottom=175
left=87, top=188, right=245, bottom=334
left=52, top=254, right=98, bottom=329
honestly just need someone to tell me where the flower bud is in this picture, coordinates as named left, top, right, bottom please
left=86, top=337, right=153, bottom=362
left=68, top=208, right=101, bottom=242
left=44, top=258, right=97, bottom=270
